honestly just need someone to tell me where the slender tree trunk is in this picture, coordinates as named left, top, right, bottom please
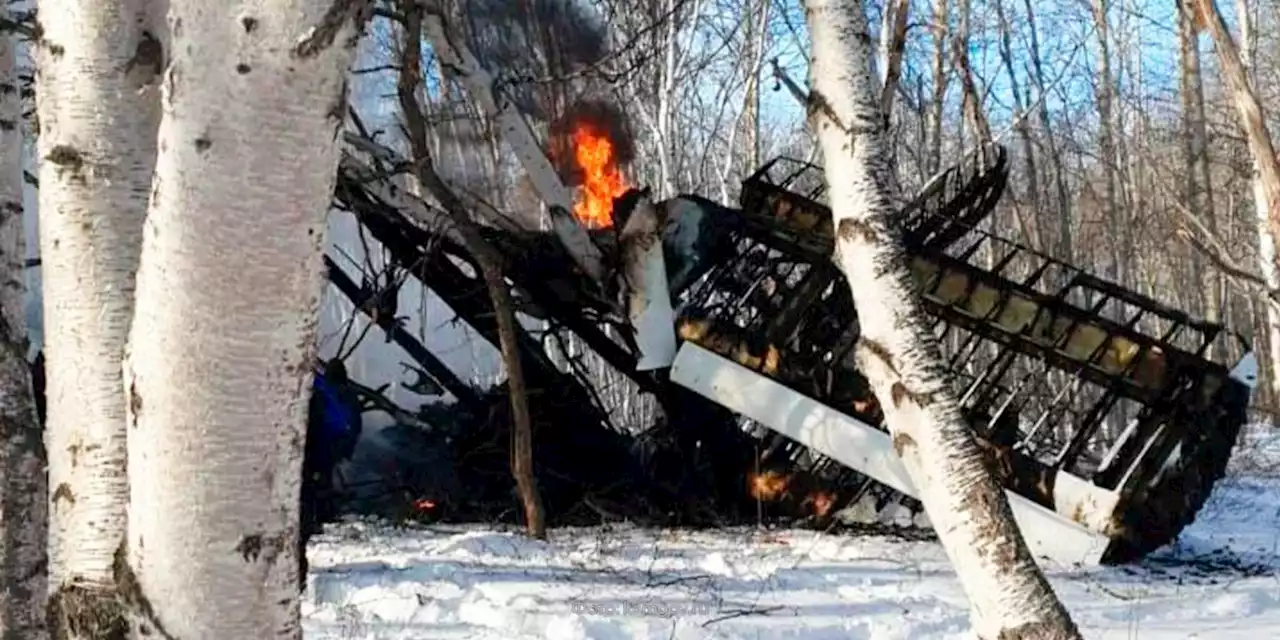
left=120, top=2, right=367, bottom=636
left=398, top=1, right=545, bottom=539
left=0, top=13, right=48, bottom=638
left=1090, top=0, right=1125, bottom=286
left=1178, top=0, right=1221, bottom=333
left=956, top=0, right=972, bottom=150
left=34, top=0, right=162, bottom=633
left=1023, top=0, right=1073, bottom=264
left=803, top=1, right=1080, bottom=638
left=928, top=0, right=949, bottom=175
left=994, top=0, right=1043, bottom=250
left=878, top=0, right=909, bottom=118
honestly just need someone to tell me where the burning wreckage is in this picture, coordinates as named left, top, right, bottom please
left=327, top=128, right=1256, bottom=568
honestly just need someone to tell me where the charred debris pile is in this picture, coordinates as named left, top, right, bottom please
left=325, top=126, right=1254, bottom=564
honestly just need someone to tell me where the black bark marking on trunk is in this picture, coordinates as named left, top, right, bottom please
left=837, top=217, right=881, bottom=244
left=47, top=43, right=64, bottom=58
left=121, top=31, right=164, bottom=79
left=958, top=477, right=1025, bottom=574
left=855, top=338, right=899, bottom=377
left=890, top=381, right=908, bottom=408
left=51, top=481, right=74, bottom=507
left=293, top=0, right=372, bottom=59
left=240, top=16, right=258, bottom=33
left=891, top=430, right=916, bottom=457
left=113, top=542, right=179, bottom=639
left=45, top=145, right=84, bottom=176
left=235, top=533, right=263, bottom=561
left=890, top=382, right=936, bottom=409
left=47, top=583, right=128, bottom=640
left=128, top=380, right=142, bottom=428
left=236, top=532, right=285, bottom=566
left=804, top=88, right=849, bottom=133
left=235, top=63, right=251, bottom=74
left=194, top=136, right=211, bottom=152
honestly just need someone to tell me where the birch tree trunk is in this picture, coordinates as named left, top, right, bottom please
left=0, top=12, right=47, bottom=638
left=34, top=0, right=162, bottom=633
left=1192, top=1, right=1280, bottom=318
left=1178, top=0, right=1221, bottom=337
left=1090, top=0, right=1126, bottom=285
left=120, top=2, right=367, bottom=636
left=1234, top=0, right=1280, bottom=403
left=927, top=0, right=948, bottom=176
left=803, top=1, right=1080, bottom=638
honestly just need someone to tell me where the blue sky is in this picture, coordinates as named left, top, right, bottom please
left=755, top=0, right=1245, bottom=138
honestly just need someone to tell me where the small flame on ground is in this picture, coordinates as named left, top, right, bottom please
left=806, top=491, right=835, bottom=518
left=413, top=498, right=437, bottom=511
left=570, top=123, right=628, bottom=229
left=748, top=470, right=790, bottom=501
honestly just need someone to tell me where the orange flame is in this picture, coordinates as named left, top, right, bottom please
left=748, top=470, right=791, bottom=501
left=570, top=123, right=628, bottom=229
left=413, top=498, right=437, bottom=511
left=806, top=491, right=835, bottom=518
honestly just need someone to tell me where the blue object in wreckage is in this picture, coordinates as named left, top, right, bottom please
left=312, top=368, right=361, bottom=455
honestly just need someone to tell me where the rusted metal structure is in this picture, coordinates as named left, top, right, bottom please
left=667, top=144, right=1257, bottom=564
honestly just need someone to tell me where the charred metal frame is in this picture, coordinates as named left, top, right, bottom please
left=671, top=143, right=1255, bottom=563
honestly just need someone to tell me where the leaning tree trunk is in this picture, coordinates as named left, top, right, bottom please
left=119, top=2, right=367, bottom=636
left=802, top=1, right=1080, bottom=638
left=1193, top=3, right=1280, bottom=390
left=1192, top=0, right=1280, bottom=246
left=397, top=0, right=545, bottom=539
left=34, top=0, right=162, bottom=633
left=1225, top=0, right=1280, bottom=403
left=1, top=13, right=48, bottom=639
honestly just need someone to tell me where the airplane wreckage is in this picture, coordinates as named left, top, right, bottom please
left=327, top=129, right=1257, bottom=569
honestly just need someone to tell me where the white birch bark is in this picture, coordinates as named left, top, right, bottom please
left=1235, top=0, right=1280, bottom=403
left=0, top=12, right=47, bottom=638
left=802, top=1, right=1080, bottom=638
left=1192, top=2, right=1280, bottom=406
left=34, top=0, right=162, bottom=633
left=120, top=1, right=367, bottom=636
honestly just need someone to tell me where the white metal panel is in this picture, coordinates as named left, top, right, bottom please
left=670, top=342, right=1114, bottom=567
left=620, top=197, right=678, bottom=371
left=1230, top=351, right=1259, bottom=389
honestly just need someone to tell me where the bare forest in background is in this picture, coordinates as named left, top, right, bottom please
left=334, top=0, right=1280, bottom=427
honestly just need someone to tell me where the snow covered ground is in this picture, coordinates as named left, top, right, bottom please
left=302, top=469, right=1280, bottom=639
